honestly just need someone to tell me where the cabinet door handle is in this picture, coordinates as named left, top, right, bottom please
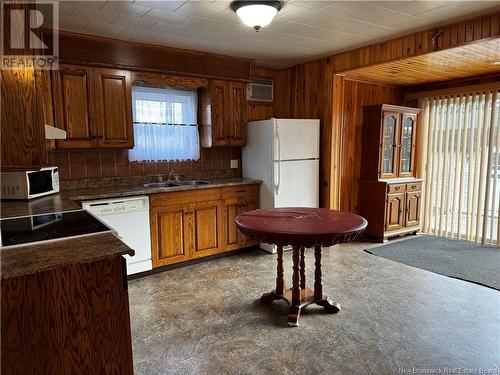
left=236, top=189, right=246, bottom=193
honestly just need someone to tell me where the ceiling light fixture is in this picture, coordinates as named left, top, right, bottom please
left=230, top=1, right=282, bottom=32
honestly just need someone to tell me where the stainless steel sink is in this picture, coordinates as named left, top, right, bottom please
left=143, top=182, right=181, bottom=188
left=179, top=180, right=212, bottom=186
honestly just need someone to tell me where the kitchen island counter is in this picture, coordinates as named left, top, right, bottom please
left=1, top=232, right=134, bottom=279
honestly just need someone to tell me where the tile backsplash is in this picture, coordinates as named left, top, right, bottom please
left=48, top=148, right=242, bottom=186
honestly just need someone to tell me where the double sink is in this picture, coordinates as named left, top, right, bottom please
left=143, top=180, right=212, bottom=189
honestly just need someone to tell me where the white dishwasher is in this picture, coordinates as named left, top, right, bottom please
left=82, top=196, right=152, bottom=275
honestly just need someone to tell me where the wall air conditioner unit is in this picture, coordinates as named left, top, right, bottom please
left=246, top=78, right=273, bottom=102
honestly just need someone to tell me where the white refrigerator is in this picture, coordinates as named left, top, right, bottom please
left=242, top=118, right=320, bottom=253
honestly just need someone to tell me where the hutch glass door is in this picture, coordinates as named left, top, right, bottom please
left=400, top=115, right=416, bottom=177
left=380, top=113, right=398, bottom=178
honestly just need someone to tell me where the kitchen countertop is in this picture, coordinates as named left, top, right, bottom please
left=0, top=178, right=261, bottom=278
left=62, top=178, right=262, bottom=201
left=1, top=232, right=134, bottom=279
left=1, top=194, right=82, bottom=219
left=1, top=178, right=261, bottom=219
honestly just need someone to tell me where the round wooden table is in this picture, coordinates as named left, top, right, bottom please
left=236, top=208, right=367, bottom=327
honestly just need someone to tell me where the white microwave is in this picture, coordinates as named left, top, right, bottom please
left=1, top=167, right=60, bottom=200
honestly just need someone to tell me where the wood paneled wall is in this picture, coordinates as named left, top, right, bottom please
left=286, top=11, right=499, bottom=210
left=44, top=30, right=252, bottom=81
left=246, top=66, right=290, bottom=121
left=331, top=12, right=500, bottom=73
left=288, top=59, right=336, bottom=208
left=337, top=78, right=402, bottom=213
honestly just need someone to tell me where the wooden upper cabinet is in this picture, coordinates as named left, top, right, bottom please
left=200, top=79, right=247, bottom=148
left=361, top=104, right=421, bottom=180
left=228, top=81, right=246, bottom=146
left=94, top=68, right=133, bottom=148
left=210, top=80, right=229, bottom=146
left=52, top=65, right=95, bottom=149
left=1, top=68, right=46, bottom=170
left=51, top=64, right=133, bottom=150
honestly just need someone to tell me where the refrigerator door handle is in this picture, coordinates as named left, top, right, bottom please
left=275, top=125, right=280, bottom=194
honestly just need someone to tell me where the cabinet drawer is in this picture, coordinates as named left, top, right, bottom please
left=222, top=184, right=259, bottom=199
left=151, top=188, right=221, bottom=206
left=406, top=182, right=422, bottom=192
left=387, top=184, right=405, bottom=193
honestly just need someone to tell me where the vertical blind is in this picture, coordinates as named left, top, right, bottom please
left=129, top=85, right=200, bottom=162
left=419, top=88, right=500, bottom=247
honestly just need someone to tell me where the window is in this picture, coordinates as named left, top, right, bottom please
left=128, top=85, right=200, bottom=162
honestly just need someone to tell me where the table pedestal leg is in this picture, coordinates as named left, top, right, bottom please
left=287, top=245, right=302, bottom=326
left=314, top=245, right=341, bottom=313
left=300, top=247, right=306, bottom=290
left=260, top=244, right=341, bottom=327
left=260, top=245, right=285, bottom=303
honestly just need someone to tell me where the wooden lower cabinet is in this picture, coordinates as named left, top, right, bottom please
left=151, top=204, right=191, bottom=267
left=192, top=200, right=223, bottom=259
left=359, top=179, right=423, bottom=242
left=405, top=191, right=421, bottom=227
left=1, top=256, right=133, bottom=375
left=385, top=192, right=405, bottom=231
left=223, top=197, right=241, bottom=252
left=151, top=185, right=259, bottom=267
left=239, top=197, right=259, bottom=247
left=223, top=194, right=259, bottom=251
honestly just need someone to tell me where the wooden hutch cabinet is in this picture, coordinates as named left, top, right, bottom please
left=358, top=104, right=423, bottom=242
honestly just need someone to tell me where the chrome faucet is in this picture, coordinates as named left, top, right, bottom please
left=168, top=170, right=180, bottom=182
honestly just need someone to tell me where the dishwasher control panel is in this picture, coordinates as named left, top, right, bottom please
left=83, top=196, right=149, bottom=216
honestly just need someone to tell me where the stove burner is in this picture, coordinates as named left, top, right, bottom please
left=9, top=231, right=50, bottom=244
left=53, top=223, right=99, bottom=236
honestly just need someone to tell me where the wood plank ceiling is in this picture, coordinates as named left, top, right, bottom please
left=340, top=38, right=500, bottom=86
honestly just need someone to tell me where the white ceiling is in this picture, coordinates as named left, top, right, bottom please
left=56, top=0, right=500, bottom=68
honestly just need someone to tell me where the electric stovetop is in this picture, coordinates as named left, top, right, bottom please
left=1, top=209, right=113, bottom=248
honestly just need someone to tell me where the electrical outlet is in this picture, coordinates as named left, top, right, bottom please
left=230, top=159, right=239, bottom=169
